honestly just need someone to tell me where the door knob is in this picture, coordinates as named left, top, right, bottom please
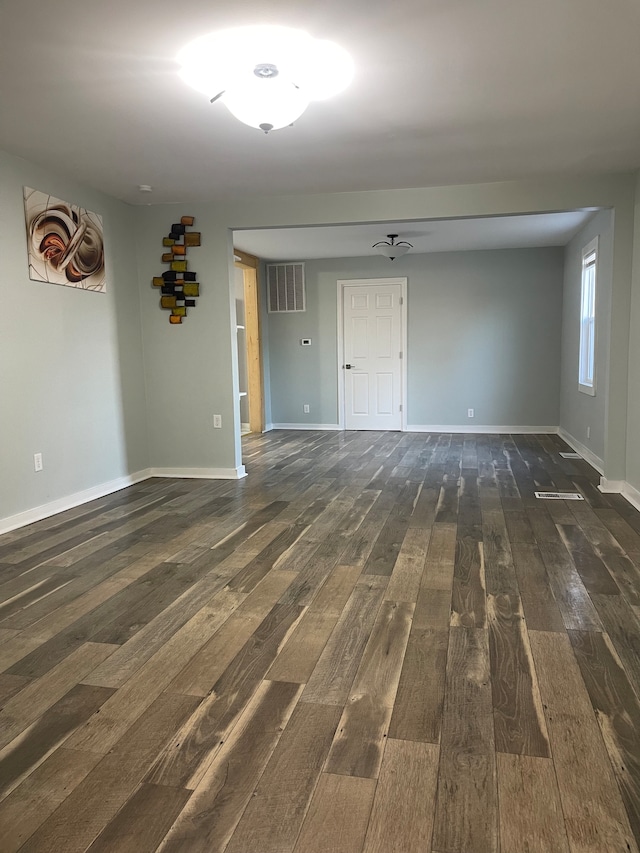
left=344, top=364, right=353, bottom=369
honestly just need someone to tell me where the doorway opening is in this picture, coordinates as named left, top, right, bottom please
left=234, top=249, right=264, bottom=435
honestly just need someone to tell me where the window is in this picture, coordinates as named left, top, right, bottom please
left=579, top=236, right=597, bottom=396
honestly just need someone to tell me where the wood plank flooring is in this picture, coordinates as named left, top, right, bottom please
left=2, top=430, right=640, bottom=851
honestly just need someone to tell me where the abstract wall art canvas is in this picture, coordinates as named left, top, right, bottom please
left=23, top=187, right=106, bottom=292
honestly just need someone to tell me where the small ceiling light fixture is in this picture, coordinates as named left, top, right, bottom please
left=138, top=185, right=153, bottom=193
left=373, top=234, right=413, bottom=261
left=177, top=25, right=354, bottom=133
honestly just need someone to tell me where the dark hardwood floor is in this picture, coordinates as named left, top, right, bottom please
left=2, top=430, right=640, bottom=852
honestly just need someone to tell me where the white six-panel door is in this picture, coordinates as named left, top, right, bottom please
left=341, top=281, right=404, bottom=430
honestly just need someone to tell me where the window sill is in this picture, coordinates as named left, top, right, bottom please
left=578, top=383, right=596, bottom=397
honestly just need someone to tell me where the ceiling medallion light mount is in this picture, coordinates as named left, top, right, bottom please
left=254, top=63, right=279, bottom=79
left=373, top=234, right=413, bottom=261
left=177, top=25, right=354, bottom=133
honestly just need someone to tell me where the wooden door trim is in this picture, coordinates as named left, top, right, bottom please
left=336, top=277, right=408, bottom=432
left=234, top=249, right=264, bottom=434
left=234, top=249, right=258, bottom=270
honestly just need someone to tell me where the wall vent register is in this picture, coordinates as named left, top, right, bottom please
left=267, top=263, right=305, bottom=313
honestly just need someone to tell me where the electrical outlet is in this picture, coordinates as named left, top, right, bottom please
left=34, top=452, right=43, bottom=472
left=213, top=414, right=222, bottom=429
left=586, top=426, right=591, bottom=439
left=467, top=408, right=474, bottom=418
left=303, top=404, right=310, bottom=414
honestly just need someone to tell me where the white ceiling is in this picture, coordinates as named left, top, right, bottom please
left=1, top=0, right=639, bottom=206
left=234, top=211, right=596, bottom=260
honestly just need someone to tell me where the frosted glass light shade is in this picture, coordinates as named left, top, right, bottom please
left=223, top=77, right=309, bottom=132
left=375, top=243, right=411, bottom=260
left=177, top=25, right=353, bottom=131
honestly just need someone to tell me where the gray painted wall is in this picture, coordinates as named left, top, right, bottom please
left=0, top=149, right=148, bottom=525
left=559, top=209, right=613, bottom=464
left=134, top=174, right=634, bottom=481
left=135, top=205, right=241, bottom=473
left=627, top=173, right=640, bottom=494
left=265, top=249, right=564, bottom=428
left=2, top=154, right=638, bottom=528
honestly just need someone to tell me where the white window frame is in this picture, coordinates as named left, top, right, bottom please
left=578, top=236, right=598, bottom=396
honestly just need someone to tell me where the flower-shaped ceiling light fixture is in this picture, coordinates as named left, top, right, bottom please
left=177, top=25, right=354, bottom=133
left=373, top=235, right=414, bottom=261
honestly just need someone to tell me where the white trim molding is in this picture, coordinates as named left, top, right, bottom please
left=0, top=469, right=153, bottom=535
left=622, top=482, right=640, bottom=513
left=578, top=235, right=598, bottom=397
left=406, top=425, right=559, bottom=435
left=271, top=423, right=342, bottom=431
left=599, top=478, right=626, bottom=493
left=0, top=464, right=249, bottom=535
left=149, top=466, right=247, bottom=479
left=599, top=479, right=640, bottom=513
left=558, top=427, right=604, bottom=474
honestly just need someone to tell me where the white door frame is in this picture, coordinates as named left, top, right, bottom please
left=337, top=277, right=408, bottom=431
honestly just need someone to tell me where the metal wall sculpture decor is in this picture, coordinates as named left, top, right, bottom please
left=153, top=216, right=201, bottom=324
left=23, top=187, right=106, bottom=292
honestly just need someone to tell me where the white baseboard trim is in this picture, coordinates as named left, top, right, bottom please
left=271, top=423, right=342, bottom=431
left=263, top=423, right=274, bottom=433
left=623, top=482, right=640, bottom=513
left=0, top=469, right=153, bottom=536
left=267, top=423, right=560, bottom=435
left=405, top=424, right=559, bottom=435
left=557, top=427, right=604, bottom=474
left=599, top=478, right=640, bottom=513
left=149, top=466, right=247, bottom=480
left=599, top=478, right=626, bottom=493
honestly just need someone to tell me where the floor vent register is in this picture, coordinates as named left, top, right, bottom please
left=535, top=491, right=585, bottom=501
